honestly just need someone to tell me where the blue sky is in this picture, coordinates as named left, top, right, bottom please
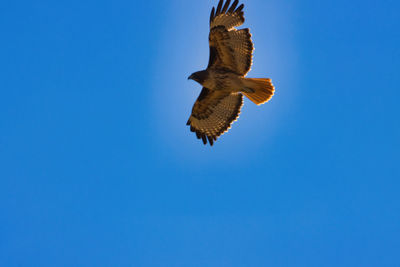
left=1, top=0, right=399, bottom=266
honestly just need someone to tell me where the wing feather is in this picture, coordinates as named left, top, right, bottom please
left=187, top=88, right=243, bottom=146
left=210, top=0, right=244, bottom=30
left=221, top=0, right=231, bottom=13
left=228, top=0, right=239, bottom=13
left=209, top=26, right=253, bottom=75
left=208, top=0, right=253, bottom=75
left=216, top=0, right=223, bottom=15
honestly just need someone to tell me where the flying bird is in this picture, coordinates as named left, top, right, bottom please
left=187, top=0, right=275, bottom=146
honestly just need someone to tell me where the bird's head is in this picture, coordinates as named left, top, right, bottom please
left=188, top=70, right=208, bottom=85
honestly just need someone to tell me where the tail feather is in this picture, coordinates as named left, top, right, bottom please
left=242, top=78, right=275, bottom=105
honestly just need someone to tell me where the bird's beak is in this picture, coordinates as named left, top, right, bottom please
left=188, top=74, right=194, bottom=80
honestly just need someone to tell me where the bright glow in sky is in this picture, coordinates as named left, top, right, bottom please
left=1, top=0, right=399, bottom=266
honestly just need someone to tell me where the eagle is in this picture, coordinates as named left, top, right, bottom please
left=187, top=0, right=275, bottom=146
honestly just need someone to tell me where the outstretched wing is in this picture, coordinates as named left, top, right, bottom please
left=187, top=88, right=243, bottom=146
left=208, top=0, right=254, bottom=76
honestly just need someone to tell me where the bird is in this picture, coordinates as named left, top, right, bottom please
left=187, top=0, right=275, bottom=146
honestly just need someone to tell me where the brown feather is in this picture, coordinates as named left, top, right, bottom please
left=228, top=0, right=239, bottom=13
left=208, top=26, right=253, bottom=75
left=187, top=88, right=243, bottom=146
left=222, top=0, right=231, bottom=13
left=216, top=0, right=223, bottom=15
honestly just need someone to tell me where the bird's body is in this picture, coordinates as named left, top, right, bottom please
left=187, top=0, right=275, bottom=146
left=191, top=69, right=244, bottom=93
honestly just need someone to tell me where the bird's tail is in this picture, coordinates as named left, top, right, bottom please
left=241, top=78, right=275, bottom=105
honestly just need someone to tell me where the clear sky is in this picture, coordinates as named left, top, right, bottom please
left=1, top=0, right=399, bottom=266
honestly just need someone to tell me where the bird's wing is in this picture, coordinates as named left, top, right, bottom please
left=208, top=0, right=254, bottom=76
left=210, top=0, right=244, bottom=30
left=187, top=88, right=243, bottom=146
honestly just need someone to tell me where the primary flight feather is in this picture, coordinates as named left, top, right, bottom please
left=187, top=0, right=275, bottom=146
